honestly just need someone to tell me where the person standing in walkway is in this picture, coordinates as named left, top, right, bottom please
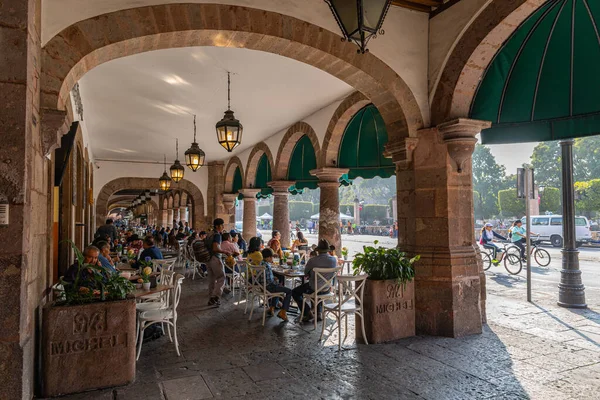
left=95, top=219, right=119, bottom=244
left=207, top=218, right=231, bottom=306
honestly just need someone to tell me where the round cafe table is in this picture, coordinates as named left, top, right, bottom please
left=133, top=284, right=173, bottom=299
left=340, top=258, right=354, bottom=274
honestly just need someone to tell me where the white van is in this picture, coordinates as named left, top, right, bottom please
left=521, top=215, right=592, bottom=247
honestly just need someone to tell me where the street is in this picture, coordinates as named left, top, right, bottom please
left=291, top=231, right=600, bottom=307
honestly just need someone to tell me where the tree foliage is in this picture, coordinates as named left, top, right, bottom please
left=530, top=142, right=562, bottom=187
left=498, top=189, right=525, bottom=218
left=472, top=144, right=505, bottom=217
left=574, top=179, right=600, bottom=217
left=539, top=187, right=561, bottom=214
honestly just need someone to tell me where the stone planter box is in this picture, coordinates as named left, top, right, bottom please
left=356, top=279, right=415, bottom=344
left=42, top=298, right=136, bottom=397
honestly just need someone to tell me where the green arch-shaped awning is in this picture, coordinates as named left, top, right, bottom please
left=255, top=154, right=273, bottom=199
left=287, top=135, right=319, bottom=190
left=472, top=0, right=600, bottom=144
left=232, top=166, right=243, bottom=200
left=338, top=104, right=394, bottom=179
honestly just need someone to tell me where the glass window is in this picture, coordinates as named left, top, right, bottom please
left=575, top=218, right=587, bottom=226
left=532, top=218, right=549, bottom=226
left=550, top=218, right=562, bottom=226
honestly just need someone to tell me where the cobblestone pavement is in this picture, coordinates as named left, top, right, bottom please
left=55, top=264, right=600, bottom=400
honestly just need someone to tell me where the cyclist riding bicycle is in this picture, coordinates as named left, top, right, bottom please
left=479, top=223, right=507, bottom=264
left=511, top=220, right=538, bottom=261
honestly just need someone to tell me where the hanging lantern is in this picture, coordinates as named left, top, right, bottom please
left=185, top=115, right=206, bottom=171
left=215, top=72, right=243, bottom=152
left=170, top=138, right=185, bottom=183
left=324, top=0, right=392, bottom=54
left=159, top=154, right=172, bottom=191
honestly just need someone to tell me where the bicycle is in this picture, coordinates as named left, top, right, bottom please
left=506, top=236, right=551, bottom=267
left=480, top=242, right=523, bottom=275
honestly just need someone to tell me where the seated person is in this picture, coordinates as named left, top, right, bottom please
left=96, top=241, right=118, bottom=274
left=479, top=223, right=507, bottom=263
left=290, top=231, right=308, bottom=252
left=186, top=231, right=198, bottom=247
left=127, top=234, right=143, bottom=250
left=260, top=248, right=292, bottom=322
left=175, top=228, right=186, bottom=240
left=221, top=232, right=241, bottom=260
left=267, top=230, right=284, bottom=258
left=134, top=237, right=163, bottom=268
left=247, top=237, right=264, bottom=266
left=63, top=245, right=107, bottom=289
left=292, top=239, right=338, bottom=322
left=236, top=231, right=247, bottom=255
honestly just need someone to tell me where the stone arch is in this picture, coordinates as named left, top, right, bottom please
left=180, top=192, right=188, bottom=205
left=321, top=91, right=371, bottom=167
left=224, top=156, right=245, bottom=193
left=167, top=195, right=173, bottom=209
left=162, top=197, right=168, bottom=209
left=107, top=196, right=138, bottom=210
left=108, top=199, right=158, bottom=214
left=96, top=177, right=204, bottom=229
left=41, top=3, right=422, bottom=144
left=174, top=192, right=180, bottom=208
left=274, top=122, right=321, bottom=180
left=245, top=142, right=275, bottom=188
left=430, top=0, right=544, bottom=125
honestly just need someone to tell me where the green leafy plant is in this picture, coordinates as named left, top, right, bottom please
left=57, top=240, right=135, bottom=306
left=352, top=240, right=419, bottom=286
left=341, top=247, right=349, bottom=259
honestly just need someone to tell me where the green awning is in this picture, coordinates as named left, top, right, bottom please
left=472, top=0, right=600, bottom=144
left=287, top=134, right=319, bottom=190
left=338, top=104, right=395, bottom=179
left=232, top=166, right=243, bottom=193
left=339, top=173, right=353, bottom=187
left=287, top=185, right=305, bottom=195
left=253, top=154, right=272, bottom=198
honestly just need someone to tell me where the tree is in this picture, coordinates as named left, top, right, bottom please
left=574, top=136, right=600, bottom=181
left=530, top=141, right=561, bottom=187
left=498, top=189, right=525, bottom=218
left=472, top=144, right=506, bottom=218
left=574, top=179, right=600, bottom=217
left=473, top=190, right=483, bottom=219
left=539, top=187, right=560, bottom=214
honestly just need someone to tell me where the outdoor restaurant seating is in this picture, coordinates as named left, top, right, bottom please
left=246, top=265, right=286, bottom=326
left=320, top=274, right=369, bottom=349
left=301, top=266, right=343, bottom=330
left=136, top=273, right=185, bottom=360
left=135, top=270, right=176, bottom=312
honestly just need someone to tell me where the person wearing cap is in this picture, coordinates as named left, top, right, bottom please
left=291, top=239, right=338, bottom=322
left=206, top=218, right=232, bottom=306
left=479, top=223, right=507, bottom=265
left=511, top=220, right=538, bottom=261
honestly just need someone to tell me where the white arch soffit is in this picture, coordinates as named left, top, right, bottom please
left=42, top=0, right=430, bottom=126
left=428, top=0, right=493, bottom=105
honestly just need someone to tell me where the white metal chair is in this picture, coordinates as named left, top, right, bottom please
left=320, top=274, right=368, bottom=350
left=135, top=270, right=175, bottom=312
left=136, top=273, right=184, bottom=360
left=301, top=267, right=343, bottom=330
left=152, top=258, right=176, bottom=273
left=224, top=259, right=244, bottom=298
left=182, top=244, right=204, bottom=280
left=246, top=265, right=286, bottom=326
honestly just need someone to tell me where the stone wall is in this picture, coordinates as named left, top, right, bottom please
left=0, top=1, right=52, bottom=398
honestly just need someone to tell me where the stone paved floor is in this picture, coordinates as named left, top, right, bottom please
left=52, top=272, right=600, bottom=400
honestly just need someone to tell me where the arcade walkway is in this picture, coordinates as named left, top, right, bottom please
left=53, top=278, right=600, bottom=400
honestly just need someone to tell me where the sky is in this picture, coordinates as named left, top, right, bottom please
left=478, top=137, right=538, bottom=173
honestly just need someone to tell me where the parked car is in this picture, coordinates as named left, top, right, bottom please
left=521, top=215, right=592, bottom=247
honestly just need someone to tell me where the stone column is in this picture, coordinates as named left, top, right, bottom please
left=558, top=140, right=586, bottom=308
left=206, top=161, right=225, bottom=220
left=222, top=193, right=238, bottom=230
left=268, top=181, right=294, bottom=248
left=161, top=209, right=168, bottom=227
left=179, top=206, right=187, bottom=224
left=173, top=208, right=180, bottom=226
left=388, top=119, right=490, bottom=337
left=353, top=198, right=361, bottom=225
left=239, top=189, right=260, bottom=242
left=310, top=168, right=348, bottom=255
left=167, top=209, right=174, bottom=227
left=0, top=1, right=49, bottom=398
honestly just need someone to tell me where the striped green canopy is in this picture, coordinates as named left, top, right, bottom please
left=287, top=135, right=319, bottom=191
left=471, top=0, right=600, bottom=144
left=254, top=154, right=273, bottom=199
left=338, top=104, right=394, bottom=179
left=232, top=166, right=243, bottom=200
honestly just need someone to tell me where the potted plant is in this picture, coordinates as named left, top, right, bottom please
left=42, top=241, right=137, bottom=397
left=341, top=247, right=349, bottom=260
left=353, top=241, right=419, bottom=344
left=138, top=257, right=154, bottom=289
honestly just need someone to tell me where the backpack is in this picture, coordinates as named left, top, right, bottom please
left=193, top=233, right=215, bottom=263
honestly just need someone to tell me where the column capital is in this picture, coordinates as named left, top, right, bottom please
left=267, top=180, right=294, bottom=194
left=40, top=108, right=69, bottom=157
left=385, top=137, right=419, bottom=171
left=239, top=188, right=260, bottom=199
left=437, top=118, right=491, bottom=173
left=310, top=167, right=349, bottom=182
left=222, top=193, right=238, bottom=203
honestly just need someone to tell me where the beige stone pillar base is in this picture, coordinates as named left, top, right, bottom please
left=268, top=181, right=294, bottom=248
